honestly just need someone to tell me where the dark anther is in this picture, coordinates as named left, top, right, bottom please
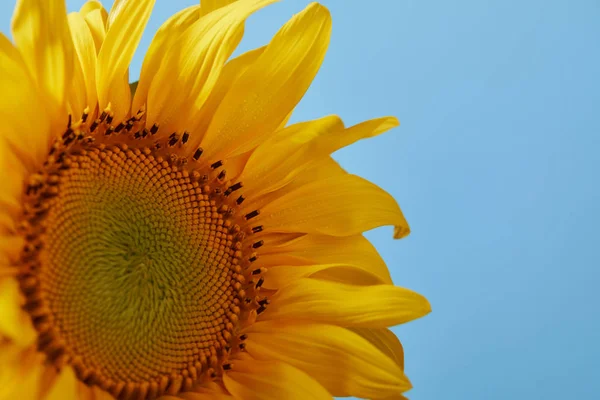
left=236, top=195, right=245, bottom=205
left=99, top=110, right=108, bottom=122
left=141, top=129, right=149, bottom=138
left=224, top=182, right=243, bottom=196
left=82, top=110, right=89, bottom=123
left=252, top=225, right=263, bottom=233
left=248, top=255, right=257, bottom=263
left=211, top=160, right=223, bottom=169
left=258, top=298, right=270, bottom=306
left=155, top=142, right=162, bottom=150
left=222, top=363, right=232, bottom=371
left=181, top=132, right=189, bottom=143
left=62, top=129, right=73, bottom=140
left=150, top=124, right=159, bottom=135
left=239, top=334, right=248, bottom=341
left=218, top=170, right=227, bottom=181
left=115, top=122, right=125, bottom=133
left=105, top=126, right=114, bottom=136
left=168, top=134, right=179, bottom=147
left=257, top=305, right=267, bottom=314
left=193, top=148, right=203, bottom=160
left=252, top=268, right=262, bottom=275
left=90, top=119, right=99, bottom=132
left=63, top=135, right=75, bottom=146
left=252, top=240, right=264, bottom=249
left=126, top=120, right=134, bottom=130
left=106, top=114, right=114, bottom=124
left=239, top=343, right=246, bottom=350
left=255, top=277, right=264, bottom=289
left=133, top=131, right=142, bottom=139
left=67, top=114, right=72, bottom=128
left=245, top=210, right=260, bottom=220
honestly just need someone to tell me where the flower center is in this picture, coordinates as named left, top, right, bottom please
left=17, top=110, right=266, bottom=399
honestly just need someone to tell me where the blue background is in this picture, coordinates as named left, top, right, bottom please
left=1, top=1, right=599, bottom=399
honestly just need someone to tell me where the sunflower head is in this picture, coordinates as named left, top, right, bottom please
left=0, top=0, right=430, bottom=399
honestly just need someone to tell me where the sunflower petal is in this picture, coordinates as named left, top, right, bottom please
left=132, top=5, right=201, bottom=113
left=11, top=0, right=74, bottom=124
left=200, top=0, right=239, bottom=16
left=96, top=0, right=155, bottom=122
left=259, top=234, right=393, bottom=284
left=245, top=320, right=411, bottom=398
left=81, top=3, right=108, bottom=54
left=0, top=33, right=50, bottom=169
left=187, top=46, right=265, bottom=148
left=0, top=278, right=36, bottom=346
left=263, top=279, right=430, bottom=328
left=146, top=0, right=276, bottom=135
left=263, top=263, right=386, bottom=289
left=257, top=173, right=410, bottom=238
left=45, top=367, right=78, bottom=400
left=200, top=2, right=332, bottom=161
left=67, top=11, right=98, bottom=113
left=223, top=359, right=332, bottom=400
left=350, top=328, right=405, bottom=370
left=239, top=115, right=344, bottom=196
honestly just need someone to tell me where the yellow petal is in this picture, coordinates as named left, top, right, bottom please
left=187, top=46, right=265, bottom=149
left=223, top=359, right=331, bottom=400
left=256, top=173, right=410, bottom=238
left=96, top=0, right=155, bottom=122
left=0, top=347, right=46, bottom=400
left=263, top=263, right=386, bottom=289
left=0, top=33, right=51, bottom=169
left=200, top=2, right=332, bottom=162
left=263, top=279, right=430, bottom=328
left=132, top=5, right=201, bottom=113
left=11, top=0, right=74, bottom=125
left=0, top=135, right=29, bottom=221
left=0, top=278, right=36, bottom=346
left=328, top=116, right=399, bottom=154
left=200, top=0, right=239, bottom=16
left=259, top=234, right=393, bottom=284
left=350, top=328, right=405, bottom=370
left=146, top=0, right=276, bottom=135
left=239, top=115, right=344, bottom=196
left=245, top=320, right=411, bottom=398
left=81, top=5, right=108, bottom=54
left=45, top=367, right=79, bottom=400
left=68, top=11, right=98, bottom=113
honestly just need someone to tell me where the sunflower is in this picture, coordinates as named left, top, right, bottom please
left=0, top=0, right=430, bottom=399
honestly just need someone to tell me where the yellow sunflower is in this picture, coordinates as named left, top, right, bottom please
left=0, top=0, right=430, bottom=399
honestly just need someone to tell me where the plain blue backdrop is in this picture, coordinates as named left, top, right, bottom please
left=1, top=1, right=599, bottom=399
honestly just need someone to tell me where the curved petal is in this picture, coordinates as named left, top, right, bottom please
left=68, top=11, right=98, bottom=113
left=96, top=0, right=155, bottom=122
left=132, top=5, right=201, bottom=114
left=350, top=328, right=405, bottom=370
left=0, top=347, right=46, bottom=400
left=223, top=359, right=332, bottom=400
left=186, top=46, right=265, bottom=149
left=256, top=174, right=410, bottom=239
left=81, top=4, right=108, bottom=54
left=45, top=367, right=79, bottom=400
left=146, top=0, right=276, bottom=135
left=245, top=320, right=411, bottom=398
left=11, top=0, right=74, bottom=125
left=259, top=234, right=393, bottom=284
left=262, top=279, right=431, bottom=328
left=200, top=0, right=238, bottom=16
left=200, top=2, right=332, bottom=162
left=239, top=115, right=344, bottom=196
left=1, top=32, right=52, bottom=169
left=263, top=263, right=386, bottom=289
left=0, top=278, right=36, bottom=346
